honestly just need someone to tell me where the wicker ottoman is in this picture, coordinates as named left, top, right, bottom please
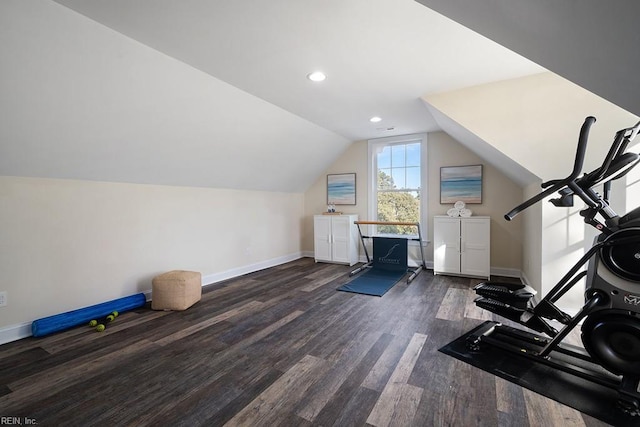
left=152, top=270, right=202, bottom=311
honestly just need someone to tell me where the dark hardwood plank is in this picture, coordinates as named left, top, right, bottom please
left=328, top=385, right=381, bottom=427
left=310, top=332, right=393, bottom=426
left=0, top=258, right=615, bottom=426
left=366, top=332, right=427, bottom=426
left=361, top=334, right=412, bottom=393
left=224, top=354, right=329, bottom=426
left=495, top=376, right=530, bottom=426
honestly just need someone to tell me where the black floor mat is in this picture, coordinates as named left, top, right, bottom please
left=439, top=321, right=638, bottom=426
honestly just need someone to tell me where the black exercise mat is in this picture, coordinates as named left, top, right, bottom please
left=337, top=237, right=409, bottom=296
left=337, top=269, right=406, bottom=296
left=439, top=321, right=637, bottom=426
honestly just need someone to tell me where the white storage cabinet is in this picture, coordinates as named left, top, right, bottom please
left=433, top=216, right=490, bottom=279
left=314, top=214, right=359, bottom=266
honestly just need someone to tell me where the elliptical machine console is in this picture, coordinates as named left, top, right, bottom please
left=469, top=116, right=640, bottom=415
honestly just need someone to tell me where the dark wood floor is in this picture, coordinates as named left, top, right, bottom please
left=0, top=258, right=612, bottom=426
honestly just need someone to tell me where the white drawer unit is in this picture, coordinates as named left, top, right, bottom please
left=314, top=214, right=359, bottom=266
left=433, top=215, right=490, bottom=279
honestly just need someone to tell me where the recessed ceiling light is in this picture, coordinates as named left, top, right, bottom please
left=307, top=71, right=326, bottom=82
left=370, top=116, right=382, bottom=123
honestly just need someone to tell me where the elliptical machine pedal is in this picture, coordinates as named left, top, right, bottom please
left=474, top=296, right=558, bottom=336
left=467, top=116, right=640, bottom=417
left=474, top=282, right=536, bottom=309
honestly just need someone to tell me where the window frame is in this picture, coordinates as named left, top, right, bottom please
left=367, top=133, right=428, bottom=241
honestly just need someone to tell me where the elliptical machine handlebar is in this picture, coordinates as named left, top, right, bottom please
left=577, top=119, right=640, bottom=188
left=628, top=120, right=640, bottom=142
left=505, top=116, right=597, bottom=221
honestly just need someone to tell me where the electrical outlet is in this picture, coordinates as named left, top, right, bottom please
left=0, top=291, right=6, bottom=307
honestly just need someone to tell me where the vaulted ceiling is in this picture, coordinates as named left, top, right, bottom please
left=3, top=1, right=636, bottom=193
left=416, top=0, right=640, bottom=119
left=52, top=0, right=545, bottom=142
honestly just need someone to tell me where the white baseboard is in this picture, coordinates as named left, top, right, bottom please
left=0, top=252, right=304, bottom=347
left=490, top=267, right=522, bottom=278
left=0, top=322, right=33, bottom=346
left=1, top=254, right=522, bottom=346
left=201, top=252, right=304, bottom=286
left=307, top=252, right=520, bottom=280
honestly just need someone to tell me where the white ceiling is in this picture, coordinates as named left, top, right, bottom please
left=53, top=0, right=545, bottom=142
left=416, top=0, right=640, bottom=119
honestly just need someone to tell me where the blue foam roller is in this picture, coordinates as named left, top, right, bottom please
left=32, top=293, right=146, bottom=337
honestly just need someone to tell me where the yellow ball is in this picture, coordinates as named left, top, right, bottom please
left=89, top=320, right=97, bottom=327
left=96, top=324, right=105, bottom=332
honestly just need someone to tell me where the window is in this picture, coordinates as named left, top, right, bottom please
left=368, top=134, right=427, bottom=237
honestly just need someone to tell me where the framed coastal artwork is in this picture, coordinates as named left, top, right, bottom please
left=327, top=173, right=356, bottom=205
left=440, top=165, right=482, bottom=204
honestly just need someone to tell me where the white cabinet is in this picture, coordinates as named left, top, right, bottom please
left=314, top=214, right=359, bottom=266
left=433, top=216, right=490, bottom=279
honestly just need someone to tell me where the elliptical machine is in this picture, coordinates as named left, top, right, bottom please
left=469, top=116, right=640, bottom=415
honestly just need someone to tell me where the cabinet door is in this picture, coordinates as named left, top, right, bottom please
left=433, top=217, right=461, bottom=274
left=461, top=218, right=490, bottom=278
left=330, top=216, right=352, bottom=263
left=314, top=216, right=332, bottom=262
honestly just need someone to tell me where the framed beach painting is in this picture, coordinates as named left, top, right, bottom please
left=327, top=173, right=356, bottom=205
left=440, top=165, right=483, bottom=204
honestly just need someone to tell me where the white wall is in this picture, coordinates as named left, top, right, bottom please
left=520, top=182, right=542, bottom=293
left=0, top=0, right=350, bottom=192
left=538, top=166, right=640, bottom=313
left=0, top=176, right=304, bottom=339
left=625, top=156, right=640, bottom=214
left=303, top=131, right=524, bottom=275
left=303, top=140, right=368, bottom=252
left=424, top=73, right=638, bottom=181
left=424, top=73, right=639, bottom=313
left=0, top=0, right=350, bottom=343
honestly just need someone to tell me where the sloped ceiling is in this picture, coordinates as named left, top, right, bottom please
left=416, top=1, right=640, bottom=187
left=52, top=0, right=545, bottom=141
left=0, top=1, right=351, bottom=192
left=1, top=0, right=545, bottom=193
left=424, top=73, right=639, bottom=186
left=423, top=101, right=538, bottom=187
left=415, top=0, right=640, bottom=118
